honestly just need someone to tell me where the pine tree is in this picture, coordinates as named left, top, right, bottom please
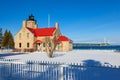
left=1, top=30, right=9, bottom=48
left=1, top=30, right=14, bottom=48
left=0, top=28, right=3, bottom=48
left=8, top=31, right=14, bottom=48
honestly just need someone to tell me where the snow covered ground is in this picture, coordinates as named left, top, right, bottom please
left=0, top=50, right=120, bottom=67
left=0, top=50, right=120, bottom=80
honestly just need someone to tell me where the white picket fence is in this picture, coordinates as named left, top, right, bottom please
left=0, top=59, right=120, bottom=80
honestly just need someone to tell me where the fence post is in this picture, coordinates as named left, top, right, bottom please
left=59, top=64, right=69, bottom=80
left=8, top=60, right=12, bottom=80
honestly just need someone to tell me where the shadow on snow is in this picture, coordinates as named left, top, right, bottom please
left=0, top=53, right=27, bottom=59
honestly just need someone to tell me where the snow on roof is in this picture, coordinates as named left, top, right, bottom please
left=27, top=27, right=56, bottom=36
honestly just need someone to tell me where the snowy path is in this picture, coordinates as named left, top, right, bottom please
left=1, top=50, right=120, bottom=67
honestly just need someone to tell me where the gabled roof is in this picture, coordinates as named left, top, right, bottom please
left=27, top=27, right=56, bottom=36
left=55, top=36, right=72, bottom=43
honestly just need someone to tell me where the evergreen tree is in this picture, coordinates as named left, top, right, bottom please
left=1, top=30, right=9, bottom=48
left=8, top=31, right=14, bottom=48
left=1, top=30, right=14, bottom=48
left=0, top=28, right=3, bottom=48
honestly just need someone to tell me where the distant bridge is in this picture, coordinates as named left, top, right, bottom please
left=73, top=43, right=110, bottom=47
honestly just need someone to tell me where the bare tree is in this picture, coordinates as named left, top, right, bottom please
left=44, top=37, right=56, bottom=58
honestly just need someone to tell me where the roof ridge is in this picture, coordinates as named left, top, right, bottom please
left=27, top=27, right=56, bottom=36
left=36, top=27, right=56, bottom=29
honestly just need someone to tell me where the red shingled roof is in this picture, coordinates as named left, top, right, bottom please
left=55, top=36, right=71, bottom=43
left=27, top=27, right=56, bottom=36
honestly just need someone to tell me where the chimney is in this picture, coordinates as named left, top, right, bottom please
left=55, top=22, right=59, bottom=29
left=22, top=20, right=27, bottom=28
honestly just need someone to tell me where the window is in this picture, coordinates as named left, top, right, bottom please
left=49, top=42, right=51, bottom=47
left=43, top=43, right=45, bottom=47
left=27, top=33, right=29, bottom=38
left=19, top=33, right=21, bottom=39
left=27, top=43, right=29, bottom=48
left=19, top=43, right=21, bottom=48
left=57, top=43, right=60, bottom=49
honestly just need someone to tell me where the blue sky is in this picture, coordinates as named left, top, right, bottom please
left=0, top=0, right=120, bottom=44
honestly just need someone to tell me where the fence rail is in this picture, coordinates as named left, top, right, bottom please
left=0, top=59, right=120, bottom=80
